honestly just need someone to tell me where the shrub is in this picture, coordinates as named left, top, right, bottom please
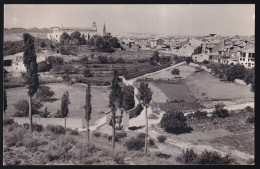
left=13, top=98, right=43, bottom=117
left=225, top=64, right=245, bottom=82
left=197, top=150, right=234, bottom=164
left=136, top=132, right=145, bottom=139
left=40, top=107, right=52, bottom=118
left=125, top=137, right=145, bottom=150
left=46, top=151, right=61, bottom=162
left=38, top=61, right=52, bottom=72
left=83, top=68, right=93, bottom=77
left=102, top=133, right=109, bottom=138
left=4, top=128, right=25, bottom=147
left=193, top=111, right=208, bottom=120
left=116, top=131, right=127, bottom=139
left=186, top=57, right=194, bottom=65
left=246, top=116, right=255, bottom=124
left=203, top=60, right=209, bottom=64
left=160, top=111, right=192, bottom=134
left=148, top=113, right=159, bottom=119
left=176, top=149, right=198, bottom=164
left=212, top=103, right=229, bottom=118
left=93, top=131, right=101, bottom=137
left=45, top=124, right=65, bottom=134
left=32, top=123, right=44, bottom=132
left=67, top=128, right=79, bottom=135
left=98, top=56, right=108, bottom=64
left=157, top=135, right=167, bottom=143
left=35, top=85, right=55, bottom=102
left=3, top=118, right=15, bottom=126
left=149, top=138, right=155, bottom=146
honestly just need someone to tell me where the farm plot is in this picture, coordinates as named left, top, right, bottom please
left=5, top=83, right=111, bottom=125
left=145, top=64, right=196, bottom=80
left=185, top=71, right=254, bottom=107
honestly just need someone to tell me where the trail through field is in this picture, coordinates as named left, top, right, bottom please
left=148, top=127, right=254, bottom=164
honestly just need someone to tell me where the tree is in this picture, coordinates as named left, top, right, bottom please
left=4, top=89, right=7, bottom=118
left=60, top=32, right=71, bottom=45
left=109, top=71, right=122, bottom=151
left=160, top=111, right=190, bottom=134
left=212, top=103, right=229, bottom=118
left=35, top=85, right=55, bottom=102
left=60, top=91, right=70, bottom=134
left=121, top=86, right=135, bottom=111
left=83, top=68, right=93, bottom=77
left=186, top=57, right=194, bottom=65
left=14, top=98, right=43, bottom=117
left=251, top=74, right=255, bottom=93
left=138, top=82, right=152, bottom=164
left=85, top=83, right=92, bottom=150
left=171, top=68, right=180, bottom=78
left=150, top=50, right=160, bottom=65
left=225, top=64, right=245, bottom=82
left=23, top=33, right=39, bottom=132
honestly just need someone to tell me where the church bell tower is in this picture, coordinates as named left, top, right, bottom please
left=103, top=24, right=106, bottom=36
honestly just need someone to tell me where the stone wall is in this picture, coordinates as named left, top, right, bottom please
left=11, top=117, right=86, bottom=129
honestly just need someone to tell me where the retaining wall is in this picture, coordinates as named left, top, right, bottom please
left=11, top=117, right=86, bottom=129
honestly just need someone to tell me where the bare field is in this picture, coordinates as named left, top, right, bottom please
left=5, top=83, right=111, bottom=125
left=186, top=71, right=254, bottom=107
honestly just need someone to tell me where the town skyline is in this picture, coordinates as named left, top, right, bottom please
left=4, top=4, right=255, bottom=36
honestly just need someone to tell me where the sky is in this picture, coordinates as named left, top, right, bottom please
left=4, top=4, right=255, bottom=36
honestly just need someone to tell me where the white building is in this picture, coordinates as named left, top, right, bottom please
left=47, top=22, right=98, bottom=43
left=239, top=46, right=255, bottom=68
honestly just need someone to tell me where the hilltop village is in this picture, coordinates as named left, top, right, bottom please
left=3, top=22, right=255, bottom=165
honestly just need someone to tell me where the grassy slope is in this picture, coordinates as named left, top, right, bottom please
left=3, top=123, right=180, bottom=165
left=5, top=83, right=111, bottom=125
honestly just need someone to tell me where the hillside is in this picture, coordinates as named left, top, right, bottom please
left=4, top=28, right=52, bottom=41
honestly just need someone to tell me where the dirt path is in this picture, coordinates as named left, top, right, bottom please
left=148, top=127, right=254, bottom=164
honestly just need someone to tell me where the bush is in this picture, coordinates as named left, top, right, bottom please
left=212, top=103, right=229, bottom=118
left=83, top=68, right=93, bottom=77
left=177, top=149, right=234, bottom=165
left=225, top=64, right=245, bottom=82
left=125, top=137, right=145, bottom=150
left=160, top=111, right=192, bottom=134
left=148, top=113, right=159, bottom=119
left=38, top=61, right=52, bottom=72
left=13, top=99, right=43, bottom=117
left=203, top=60, right=209, bottom=64
left=157, top=135, right=167, bottom=143
left=197, top=150, right=234, bottom=164
left=32, top=123, right=44, bottom=132
left=136, top=132, right=145, bottom=139
left=193, top=111, right=208, bottom=120
left=3, top=118, right=15, bottom=126
left=98, top=56, right=108, bottom=64
left=246, top=116, right=255, bottom=124
left=67, top=128, right=79, bottom=135
left=186, top=57, right=194, bottom=65
left=46, top=151, right=61, bottom=162
left=93, top=131, right=101, bottom=137
left=176, top=149, right=198, bottom=164
left=45, top=124, right=65, bottom=134
left=149, top=138, right=155, bottom=146
left=35, top=85, right=55, bottom=102
left=116, top=131, right=127, bottom=139
left=40, top=107, right=52, bottom=118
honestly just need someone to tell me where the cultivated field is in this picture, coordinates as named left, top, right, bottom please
left=5, top=83, right=111, bottom=125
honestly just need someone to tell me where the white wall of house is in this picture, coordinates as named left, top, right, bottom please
left=239, top=52, right=255, bottom=68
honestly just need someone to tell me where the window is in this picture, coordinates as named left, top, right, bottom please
left=240, top=58, right=242, bottom=61
left=50, top=35, right=51, bottom=37
left=56, top=35, right=57, bottom=37
left=243, top=58, right=245, bottom=61
left=252, top=53, right=255, bottom=58
left=243, top=53, right=246, bottom=57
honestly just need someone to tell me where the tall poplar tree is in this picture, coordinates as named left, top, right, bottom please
left=85, top=83, right=92, bottom=145
left=61, top=91, right=70, bottom=134
left=23, top=33, right=39, bottom=132
left=109, top=71, right=122, bottom=150
left=138, top=82, right=153, bottom=164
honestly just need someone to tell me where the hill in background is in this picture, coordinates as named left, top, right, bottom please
left=4, top=28, right=52, bottom=41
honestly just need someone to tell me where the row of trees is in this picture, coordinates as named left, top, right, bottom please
left=150, top=50, right=171, bottom=65
left=60, top=31, right=87, bottom=45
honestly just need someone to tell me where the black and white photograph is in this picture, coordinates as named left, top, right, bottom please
left=3, top=4, right=255, bottom=165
